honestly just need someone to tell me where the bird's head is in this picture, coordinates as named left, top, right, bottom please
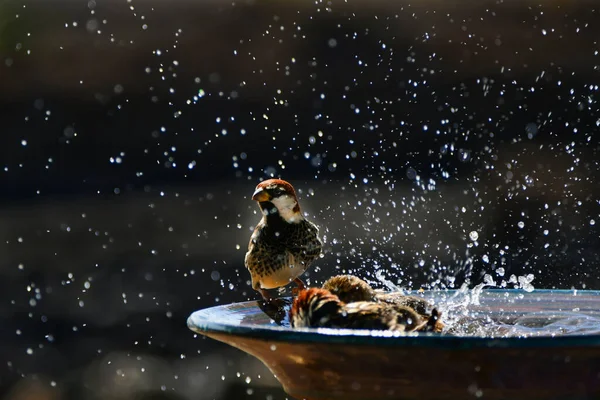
left=322, top=275, right=377, bottom=303
left=289, top=288, right=342, bottom=328
left=251, top=179, right=303, bottom=223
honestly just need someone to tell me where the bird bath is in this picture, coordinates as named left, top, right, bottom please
left=188, top=289, right=600, bottom=400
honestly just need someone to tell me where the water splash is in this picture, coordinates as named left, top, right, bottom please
left=424, top=272, right=592, bottom=338
left=374, top=269, right=404, bottom=294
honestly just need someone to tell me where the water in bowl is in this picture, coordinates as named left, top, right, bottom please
left=432, top=285, right=600, bottom=338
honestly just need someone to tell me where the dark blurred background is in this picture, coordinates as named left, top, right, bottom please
left=1, top=0, right=600, bottom=399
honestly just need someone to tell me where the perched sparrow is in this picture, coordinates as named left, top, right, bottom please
left=321, top=275, right=445, bottom=332
left=245, top=179, right=323, bottom=301
left=290, top=288, right=430, bottom=332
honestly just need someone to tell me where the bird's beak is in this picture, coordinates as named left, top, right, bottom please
left=252, top=188, right=271, bottom=202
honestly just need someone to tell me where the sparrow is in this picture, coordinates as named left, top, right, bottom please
left=321, top=274, right=377, bottom=303
left=376, top=291, right=431, bottom=317
left=321, top=275, right=445, bottom=332
left=322, top=275, right=429, bottom=312
left=245, top=179, right=323, bottom=301
left=290, top=288, right=435, bottom=332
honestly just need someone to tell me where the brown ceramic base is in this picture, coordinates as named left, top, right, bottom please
left=205, top=331, right=599, bottom=400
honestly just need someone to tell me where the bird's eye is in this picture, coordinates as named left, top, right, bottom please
left=265, top=187, right=284, bottom=197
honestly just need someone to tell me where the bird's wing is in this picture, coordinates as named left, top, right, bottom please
left=244, top=223, right=266, bottom=269
left=285, top=220, right=323, bottom=260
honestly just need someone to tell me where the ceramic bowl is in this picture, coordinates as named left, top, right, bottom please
left=187, top=289, right=600, bottom=400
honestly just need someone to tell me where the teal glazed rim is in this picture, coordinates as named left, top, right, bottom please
left=187, top=288, right=600, bottom=348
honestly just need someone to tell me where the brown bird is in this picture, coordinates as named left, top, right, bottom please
left=290, top=288, right=428, bottom=332
left=245, top=179, right=323, bottom=301
left=322, top=275, right=429, bottom=312
left=376, top=291, right=431, bottom=317
left=321, top=274, right=377, bottom=303
left=289, top=288, right=342, bottom=328
left=321, top=275, right=445, bottom=332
